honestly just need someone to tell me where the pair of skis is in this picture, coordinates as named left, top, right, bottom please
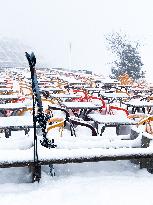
left=25, top=52, right=56, bottom=182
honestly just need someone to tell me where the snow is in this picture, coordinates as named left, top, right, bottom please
left=50, top=93, right=81, bottom=98
left=41, top=88, right=63, bottom=92
left=88, top=113, right=136, bottom=124
left=124, top=99, right=153, bottom=107
left=61, top=101, right=101, bottom=109
left=100, top=92, right=130, bottom=98
left=0, top=95, right=19, bottom=100
left=85, top=87, right=104, bottom=91
left=0, top=131, right=147, bottom=164
left=0, top=129, right=152, bottom=205
left=1, top=161, right=153, bottom=205
left=0, top=116, right=33, bottom=127
left=0, top=88, right=13, bottom=92
left=0, top=102, right=27, bottom=110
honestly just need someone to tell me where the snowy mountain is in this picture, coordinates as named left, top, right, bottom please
left=0, top=37, right=47, bottom=68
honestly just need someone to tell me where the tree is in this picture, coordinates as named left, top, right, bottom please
left=105, top=32, right=145, bottom=80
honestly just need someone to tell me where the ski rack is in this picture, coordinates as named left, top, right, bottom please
left=25, top=52, right=56, bottom=182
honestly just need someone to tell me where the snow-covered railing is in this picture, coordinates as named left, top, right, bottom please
left=0, top=140, right=153, bottom=168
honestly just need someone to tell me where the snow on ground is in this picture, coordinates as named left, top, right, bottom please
left=0, top=118, right=152, bottom=205
left=0, top=161, right=153, bottom=205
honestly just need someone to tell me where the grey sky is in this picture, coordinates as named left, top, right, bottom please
left=0, top=0, right=153, bottom=79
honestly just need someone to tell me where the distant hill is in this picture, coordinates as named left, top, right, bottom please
left=0, top=37, right=47, bottom=68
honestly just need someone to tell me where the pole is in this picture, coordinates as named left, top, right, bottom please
left=69, top=42, right=72, bottom=71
